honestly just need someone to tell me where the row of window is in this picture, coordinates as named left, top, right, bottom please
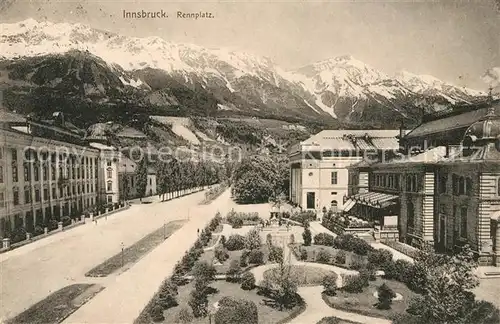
left=438, top=174, right=473, bottom=196
left=1, top=182, right=97, bottom=207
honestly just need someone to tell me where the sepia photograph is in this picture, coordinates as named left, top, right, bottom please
left=0, top=0, right=499, bottom=323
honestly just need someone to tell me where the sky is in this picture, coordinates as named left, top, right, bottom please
left=0, top=0, right=499, bottom=90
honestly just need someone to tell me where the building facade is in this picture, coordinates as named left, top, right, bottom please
left=288, top=130, right=403, bottom=213
left=348, top=101, right=500, bottom=266
left=0, top=111, right=103, bottom=239
left=118, top=156, right=157, bottom=200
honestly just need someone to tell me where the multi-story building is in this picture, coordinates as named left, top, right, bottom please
left=90, top=142, right=120, bottom=204
left=0, top=110, right=102, bottom=239
left=288, top=130, right=403, bottom=213
left=348, top=100, right=500, bottom=266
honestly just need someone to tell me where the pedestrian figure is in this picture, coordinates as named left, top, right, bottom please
left=197, top=228, right=200, bottom=236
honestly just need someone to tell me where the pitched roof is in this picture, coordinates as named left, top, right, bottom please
left=405, top=105, right=500, bottom=139
left=0, top=110, right=26, bottom=123
left=116, top=127, right=147, bottom=139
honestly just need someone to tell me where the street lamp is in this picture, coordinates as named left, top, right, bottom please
left=121, top=242, right=125, bottom=267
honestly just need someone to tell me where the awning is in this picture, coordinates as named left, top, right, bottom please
left=349, top=191, right=399, bottom=208
left=342, top=199, right=356, bottom=212
left=490, top=210, right=500, bottom=221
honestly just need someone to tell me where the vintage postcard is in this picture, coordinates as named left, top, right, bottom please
left=0, top=1, right=499, bottom=323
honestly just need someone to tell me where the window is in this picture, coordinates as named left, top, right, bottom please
left=107, top=169, right=112, bottom=179
left=308, top=172, right=313, bottom=176
left=51, top=166, right=56, bottom=181
left=24, top=189, right=31, bottom=204
left=52, top=187, right=56, bottom=198
left=12, top=166, right=18, bottom=182
left=458, top=177, right=465, bottom=195
left=34, top=165, right=39, bottom=181
left=59, top=187, right=63, bottom=198
left=0, top=166, right=3, bottom=183
left=466, top=178, right=472, bottom=196
left=13, top=191, right=19, bottom=205
left=107, top=161, right=112, bottom=167
left=24, top=163, right=30, bottom=181
left=0, top=148, right=2, bottom=160
left=149, top=178, right=152, bottom=185
left=395, top=175, right=400, bottom=189
left=331, top=200, right=338, bottom=212
left=331, top=171, right=338, bottom=185
left=439, top=175, right=447, bottom=194
left=0, top=192, right=4, bottom=207
left=452, top=174, right=459, bottom=195
left=43, top=165, right=48, bottom=181
left=11, top=148, right=17, bottom=161
left=35, top=189, right=40, bottom=202
left=107, top=181, right=113, bottom=191
left=87, top=183, right=89, bottom=193
left=331, top=192, right=337, bottom=195
left=107, top=195, right=113, bottom=203
left=460, top=207, right=468, bottom=239
left=43, top=188, right=49, bottom=200
left=131, top=177, right=134, bottom=187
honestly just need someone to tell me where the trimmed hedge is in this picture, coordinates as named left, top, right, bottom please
left=214, top=297, right=258, bottom=324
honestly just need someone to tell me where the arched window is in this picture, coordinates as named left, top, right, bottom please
left=459, top=177, right=465, bottom=195
left=407, top=200, right=415, bottom=231
left=107, top=181, right=113, bottom=192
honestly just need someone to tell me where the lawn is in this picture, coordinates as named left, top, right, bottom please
left=264, top=265, right=337, bottom=286
left=196, top=244, right=272, bottom=274
left=159, top=280, right=302, bottom=324
left=294, top=244, right=368, bottom=269
left=322, top=278, right=418, bottom=320
left=317, top=316, right=361, bottom=324
left=86, top=220, right=186, bottom=277
left=6, top=284, right=104, bottom=324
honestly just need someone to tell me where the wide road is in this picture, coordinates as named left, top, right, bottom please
left=0, top=190, right=207, bottom=321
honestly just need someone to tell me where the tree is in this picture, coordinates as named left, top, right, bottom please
left=302, top=226, right=312, bottom=246
left=192, top=261, right=216, bottom=285
left=377, top=283, right=396, bottom=309
left=188, top=285, right=208, bottom=318
left=226, top=259, right=241, bottom=283
left=406, top=245, right=483, bottom=324
left=214, top=245, right=229, bottom=263
left=245, top=228, right=262, bottom=250
left=136, top=156, right=148, bottom=201
left=240, top=272, right=256, bottom=290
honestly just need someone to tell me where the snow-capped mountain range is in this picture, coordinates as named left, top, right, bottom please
left=0, top=19, right=489, bottom=127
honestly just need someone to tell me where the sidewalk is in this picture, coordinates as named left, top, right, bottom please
left=63, top=190, right=231, bottom=324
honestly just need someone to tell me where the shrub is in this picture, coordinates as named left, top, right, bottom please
left=225, top=234, right=246, bottom=251
left=214, top=245, right=229, bottom=263
left=268, top=245, right=283, bottom=263
left=158, top=291, right=177, bottom=309
left=245, top=229, right=261, bottom=250
left=240, top=272, right=256, bottom=290
left=214, top=297, right=258, bottom=324
left=382, top=260, right=398, bottom=280
left=322, top=274, right=338, bottom=296
left=239, top=252, right=248, bottom=267
left=220, top=235, right=227, bottom=247
left=377, top=283, right=396, bottom=309
left=302, top=227, right=312, bottom=246
left=343, top=275, right=367, bottom=293
left=248, top=249, right=264, bottom=265
left=47, top=219, right=58, bottom=231
left=343, top=297, right=360, bottom=307
left=176, top=307, right=194, bottom=323
left=226, top=259, right=242, bottom=283
left=368, top=249, right=393, bottom=267
left=160, top=280, right=178, bottom=296
left=266, top=233, right=273, bottom=245
left=33, top=225, right=45, bottom=237
left=300, top=248, right=308, bottom=261
left=316, top=249, right=332, bottom=264
left=333, top=234, right=374, bottom=255
left=188, top=288, right=208, bottom=318
left=192, top=261, right=216, bottom=284
left=335, top=250, right=346, bottom=264
left=230, top=217, right=244, bottom=228
left=150, top=303, right=165, bottom=322
left=350, top=258, right=365, bottom=270
left=314, top=233, right=335, bottom=246
left=359, top=267, right=375, bottom=284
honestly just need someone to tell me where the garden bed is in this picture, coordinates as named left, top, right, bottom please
left=322, top=278, right=418, bottom=320
left=264, top=265, right=337, bottom=286
left=86, top=220, right=186, bottom=277
left=290, top=244, right=367, bottom=270
left=157, top=280, right=302, bottom=324
left=196, top=244, right=272, bottom=274
left=6, top=284, right=104, bottom=324
left=317, top=316, right=361, bottom=324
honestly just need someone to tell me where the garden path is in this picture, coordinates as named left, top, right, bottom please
left=289, top=286, right=392, bottom=324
